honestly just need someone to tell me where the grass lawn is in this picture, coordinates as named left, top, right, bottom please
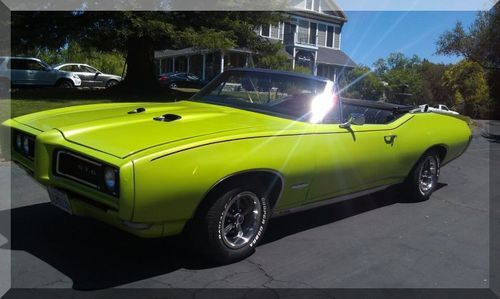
left=0, top=87, right=196, bottom=123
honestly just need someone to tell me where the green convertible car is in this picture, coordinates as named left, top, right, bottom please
left=1, top=68, right=472, bottom=263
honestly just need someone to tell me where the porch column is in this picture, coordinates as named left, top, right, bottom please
left=202, top=54, right=206, bottom=80
left=292, top=48, right=296, bottom=70
left=172, top=57, right=176, bottom=72
left=159, top=59, right=163, bottom=75
left=220, top=52, right=225, bottom=74
left=187, top=56, right=190, bottom=73
left=313, top=52, right=318, bottom=76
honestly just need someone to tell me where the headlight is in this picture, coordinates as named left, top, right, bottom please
left=104, top=167, right=117, bottom=191
left=16, top=134, right=22, bottom=149
left=23, top=136, right=30, bottom=154
left=13, top=130, right=35, bottom=160
left=72, top=74, right=80, bottom=79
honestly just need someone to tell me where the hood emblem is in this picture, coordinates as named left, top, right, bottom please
left=154, top=114, right=182, bottom=122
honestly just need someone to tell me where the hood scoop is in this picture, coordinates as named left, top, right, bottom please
left=154, top=114, right=182, bottom=122
left=128, top=107, right=146, bottom=114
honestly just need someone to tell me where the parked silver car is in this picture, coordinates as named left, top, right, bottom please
left=53, top=63, right=122, bottom=88
left=0, top=57, right=82, bottom=90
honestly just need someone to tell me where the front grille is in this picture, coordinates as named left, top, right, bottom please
left=53, top=150, right=119, bottom=197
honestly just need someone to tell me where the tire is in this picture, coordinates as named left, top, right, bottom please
left=106, top=79, right=118, bottom=88
left=169, top=82, right=177, bottom=89
left=189, top=181, right=270, bottom=264
left=403, top=149, right=440, bottom=202
left=56, top=79, right=74, bottom=89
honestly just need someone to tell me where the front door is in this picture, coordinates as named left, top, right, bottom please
left=306, top=104, right=404, bottom=203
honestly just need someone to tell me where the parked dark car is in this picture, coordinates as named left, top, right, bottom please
left=53, top=63, right=122, bottom=88
left=158, top=72, right=208, bottom=89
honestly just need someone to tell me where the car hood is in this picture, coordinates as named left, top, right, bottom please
left=13, top=101, right=293, bottom=158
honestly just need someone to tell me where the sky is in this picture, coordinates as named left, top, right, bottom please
left=340, top=11, right=478, bottom=67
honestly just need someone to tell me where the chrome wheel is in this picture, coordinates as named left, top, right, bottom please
left=221, top=191, right=262, bottom=249
left=418, top=156, right=438, bottom=195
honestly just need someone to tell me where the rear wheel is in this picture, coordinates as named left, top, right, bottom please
left=189, top=182, right=270, bottom=264
left=106, top=79, right=118, bottom=88
left=404, top=149, right=440, bottom=201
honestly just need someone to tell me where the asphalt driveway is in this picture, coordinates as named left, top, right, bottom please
left=0, top=122, right=495, bottom=290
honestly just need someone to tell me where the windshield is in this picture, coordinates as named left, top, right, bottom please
left=192, top=70, right=337, bottom=123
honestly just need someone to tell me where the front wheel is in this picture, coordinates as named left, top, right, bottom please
left=56, top=79, right=74, bottom=89
left=404, top=149, right=440, bottom=201
left=189, top=182, right=270, bottom=264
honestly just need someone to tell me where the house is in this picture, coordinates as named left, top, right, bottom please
left=154, top=0, right=356, bottom=82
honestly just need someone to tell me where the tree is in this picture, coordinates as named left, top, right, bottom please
left=372, top=52, right=425, bottom=105
left=418, top=60, right=454, bottom=107
left=436, top=8, right=499, bottom=71
left=443, top=60, right=490, bottom=118
left=11, top=10, right=285, bottom=89
left=342, top=66, right=384, bottom=100
left=436, top=4, right=500, bottom=118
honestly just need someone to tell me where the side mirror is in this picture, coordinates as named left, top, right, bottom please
left=339, top=113, right=365, bottom=129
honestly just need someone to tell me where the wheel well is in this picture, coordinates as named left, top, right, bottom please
left=55, top=78, right=73, bottom=86
left=428, top=145, right=447, bottom=162
left=192, top=170, right=284, bottom=219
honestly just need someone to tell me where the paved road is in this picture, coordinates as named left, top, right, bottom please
left=0, top=122, right=496, bottom=290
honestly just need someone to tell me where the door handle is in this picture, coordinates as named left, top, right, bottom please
left=384, top=134, right=397, bottom=145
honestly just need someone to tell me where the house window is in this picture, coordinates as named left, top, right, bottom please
left=326, top=25, right=334, bottom=47
left=318, top=24, right=326, bottom=46
left=306, top=0, right=313, bottom=10
left=314, top=0, right=320, bottom=11
left=309, top=22, right=317, bottom=45
left=271, top=23, right=280, bottom=39
left=261, top=24, right=270, bottom=37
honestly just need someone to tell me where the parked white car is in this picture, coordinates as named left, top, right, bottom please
left=428, top=104, right=459, bottom=115
left=0, top=57, right=82, bottom=90
left=412, top=104, right=459, bottom=115
left=53, top=63, right=122, bottom=88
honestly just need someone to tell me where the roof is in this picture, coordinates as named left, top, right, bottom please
left=155, top=47, right=253, bottom=59
left=316, top=48, right=357, bottom=68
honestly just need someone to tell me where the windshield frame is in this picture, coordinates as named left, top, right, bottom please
left=190, top=69, right=333, bottom=122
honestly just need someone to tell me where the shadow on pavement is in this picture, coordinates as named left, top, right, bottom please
left=0, top=184, right=446, bottom=290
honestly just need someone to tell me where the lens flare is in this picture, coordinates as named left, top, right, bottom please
left=310, top=81, right=336, bottom=124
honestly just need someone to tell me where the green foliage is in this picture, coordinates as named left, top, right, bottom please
left=436, top=8, right=499, bottom=71
left=26, top=42, right=125, bottom=76
left=342, top=66, right=384, bottom=100
left=443, top=60, right=491, bottom=118
left=437, top=5, right=499, bottom=118
left=11, top=11, right=286, bottom=87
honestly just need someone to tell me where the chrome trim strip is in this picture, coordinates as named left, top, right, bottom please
left=271, top=184, right=393, bottom=218
left=291, top=183, right=309, bottom=190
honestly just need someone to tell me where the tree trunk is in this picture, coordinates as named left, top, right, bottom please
left=122, top=36, right=160, bottom=90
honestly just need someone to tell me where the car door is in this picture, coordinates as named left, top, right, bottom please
left=81, top=65, right=103, bottom=87
left=306, top=102, right=405, bottom=204
left=71, top=65, right=96, bottom=87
